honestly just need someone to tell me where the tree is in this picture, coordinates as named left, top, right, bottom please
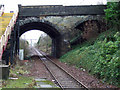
left=36, top=34, right=52, bottom=54
left=104, top=2, right=120, bottom=30
left=20, top=39, right=29, bottom=59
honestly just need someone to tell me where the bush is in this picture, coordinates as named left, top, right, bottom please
left=104, top=2, right=120, bottom=30
left=60, top=30, right=120, bottom=86
left=93, top=32, right=120, bottom=85
left=20, top=39, right=29, bottom=59
left=60, top=2, right=120, bottom=86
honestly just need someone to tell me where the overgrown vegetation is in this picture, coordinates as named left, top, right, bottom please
left=36, top=34, right=52, bottom=55
left=3, top=76, right=35, bottom=88
left=20, top=39, right=29, bottom=59
left=60, top=2, right=120, bottom=86
left=104, top=2, right=120, bottom=30
left=2, top=60, right=35, bottom=88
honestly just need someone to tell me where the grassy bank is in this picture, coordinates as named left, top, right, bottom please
left=60, top=29, right=120, bottom=86
left=2, top=60, right=35, bottom=88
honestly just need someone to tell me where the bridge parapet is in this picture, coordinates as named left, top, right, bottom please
left=19, top=5, right=107, bottom=17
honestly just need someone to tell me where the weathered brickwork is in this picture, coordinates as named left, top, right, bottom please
left=18, top=15, right=106, bottom=57
left=9, top=5, right=107, bottom=58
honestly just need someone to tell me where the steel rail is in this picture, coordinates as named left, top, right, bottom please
left=34, top=48, right=64, bottom=90
left=41, top=58, right=64, bottom=90
left=34, top=48, right=88, bottom=90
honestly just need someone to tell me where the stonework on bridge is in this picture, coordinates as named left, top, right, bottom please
left=19, top=15, right=105, bottom=34
left=18, top=14, right=106, bottom=57
left=18, top=5, right=106, bottom=16
left=2, top=5, right=107, bottom=65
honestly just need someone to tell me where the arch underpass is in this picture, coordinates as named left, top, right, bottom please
left=19, top=20, right=61, bottom=58
left=1, top=5, right=107, bottom=65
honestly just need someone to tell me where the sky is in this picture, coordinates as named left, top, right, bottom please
left=20, top=30, right=45, bottom=46
left=0, top=0, right=107, bottom=46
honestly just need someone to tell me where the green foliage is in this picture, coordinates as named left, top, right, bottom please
left=93, top=32, right=120, bottom=84
left=20, top=39, right=29, bottom=59
left=60, top=30, right=120, bottom=86
left=60, top=2, right=120, bottom=87
left=3, top=76, right=34, bottom=88
left=36, top=34, right=52, bottom=54
left=104, top=2, right=120, bottom=29
left=3, top=61, right=34, bottom=88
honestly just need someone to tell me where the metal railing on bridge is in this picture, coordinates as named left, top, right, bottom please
left=0, top=10, right=18, bottom=60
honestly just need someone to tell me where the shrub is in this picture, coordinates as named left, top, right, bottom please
left=60, top=31, right=120, bottom=86
left=104, top=2, right=120, bottom=30
left=60, top=2, right=120, bottom=86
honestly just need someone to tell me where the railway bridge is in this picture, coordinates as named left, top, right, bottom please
left=1, top=5, right=107, bottom=65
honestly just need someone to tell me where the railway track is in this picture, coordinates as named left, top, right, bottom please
left=34, top=48, right=88, bottom=89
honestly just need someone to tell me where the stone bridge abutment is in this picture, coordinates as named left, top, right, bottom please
left=17, top=15, right=106, bottom=57
left=2, top=5, right=107, bottom=65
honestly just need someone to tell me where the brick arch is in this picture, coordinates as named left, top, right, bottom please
left=74, top=17, right=107, bottom=40
left=19, top=17, right=60, bottom=38
left=19, top=17, right=61, bottom=57
left=74, top=16, right=104, bottom=28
